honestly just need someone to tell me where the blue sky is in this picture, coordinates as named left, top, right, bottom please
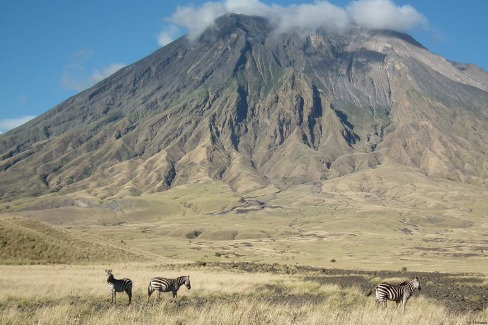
left=1, top=0, right=487, bottom=134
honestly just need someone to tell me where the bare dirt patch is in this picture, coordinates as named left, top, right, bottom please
left=193, top=262, right=488, bottom=313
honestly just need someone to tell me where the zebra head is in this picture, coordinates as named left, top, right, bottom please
left=105, top=269, right=114, bottom=282
left=184, top=276, right=191, bottom=290
left=413, top=276, right=421, bottom=291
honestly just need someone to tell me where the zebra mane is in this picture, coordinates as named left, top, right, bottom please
left=399, top=277, right=419, bottom=286
left=177, top=275, right=191, bottom=286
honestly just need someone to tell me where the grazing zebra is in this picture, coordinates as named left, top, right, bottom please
left=366, top=276, right=421, bottom=312
left=105, top=269, right=133, bottom=305
left=147, top=275, right=191, bottom=302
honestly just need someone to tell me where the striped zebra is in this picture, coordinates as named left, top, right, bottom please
left=147, top=275, right=191, bottom=302
left=366, top=276, right=421, bottom=312
left=105, top=269, right=133, bottom=305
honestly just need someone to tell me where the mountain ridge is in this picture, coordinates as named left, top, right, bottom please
left=1, top=13, right=487, bottom=207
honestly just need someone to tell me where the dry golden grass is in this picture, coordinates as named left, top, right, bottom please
left=0, top=162, right=486, bottom=321
left=4, top=171, right=488, bottom=273
left=0, top=216, right=160, bottom=264
left=0, top=264, right=485, bottom=325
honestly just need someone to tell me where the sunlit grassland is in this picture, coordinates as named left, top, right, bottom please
left=0, top=264, right=484, bottom=325
left=8, top=174, right=488, bottom=273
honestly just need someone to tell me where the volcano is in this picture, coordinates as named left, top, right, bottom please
left=1, top=14, right=488, bottom=205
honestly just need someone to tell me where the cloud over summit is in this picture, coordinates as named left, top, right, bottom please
left=347, top=0, right=427, bottom=32
left=158, top=0, right=427, bottom=45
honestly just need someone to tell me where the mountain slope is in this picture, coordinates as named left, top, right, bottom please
left=0, top=216, right=152, bottom=264
left=1, top=14, right=487, bottom=206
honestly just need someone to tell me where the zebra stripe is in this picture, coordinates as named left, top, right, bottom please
left=105, top=269, right=133, bottom=305
left=366, top=276, right=421, bottom=312
left=147, top=275, right=191, bottom=302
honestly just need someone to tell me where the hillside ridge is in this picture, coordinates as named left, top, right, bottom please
left=0, top=215, right=153, bottom=264
left=1, top=14, right=487, bottom=207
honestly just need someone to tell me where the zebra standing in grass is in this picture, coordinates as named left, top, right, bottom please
left=105, top=269, right=133, bottom=305
left=147, top=275, right=191, bottom=302
left=366, top=276, right=421, bottom=312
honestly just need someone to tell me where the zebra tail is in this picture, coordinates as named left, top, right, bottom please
left=365, top=287, right=375, bottom=297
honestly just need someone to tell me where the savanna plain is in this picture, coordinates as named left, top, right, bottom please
left=1, top=168, right=488, bottom=324
left=0, top=263, right=486, bottom=325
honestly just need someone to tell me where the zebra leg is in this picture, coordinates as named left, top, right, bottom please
left=126, top=289, right=132, bottom=305
left=147, top=286, right=154, bottom=303
left=375, top=297, right=386, bottom=308
left=402, top=296, right=408, bottom=313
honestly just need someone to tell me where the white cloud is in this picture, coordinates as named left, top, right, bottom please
left=90, top=64, right=125, bottom=84
left=62, top=61, right=125, bottom=91
left=168, top=2, right=227, bottom=41
left=157, top=24, right=183, bottom=46
left=347, top=0, right=428, bottom=32
left=61, top=62, right=89, bottom=91
left=61, top=48, right=126, bottom=91
left=0, top=115, right=36, bottom=134
left=159, top=0, right=428, bottom=45
left=271, top=2, right=351, bottom=35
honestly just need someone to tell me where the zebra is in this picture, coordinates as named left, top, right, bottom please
left=105, top=269, right=133, bottom=305
left=366, top=276, right=421, bottom=312
left=147, top=275, right=191, bottom=302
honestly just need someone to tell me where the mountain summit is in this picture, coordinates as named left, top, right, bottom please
left=1, top=14, right=488, bottom=204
